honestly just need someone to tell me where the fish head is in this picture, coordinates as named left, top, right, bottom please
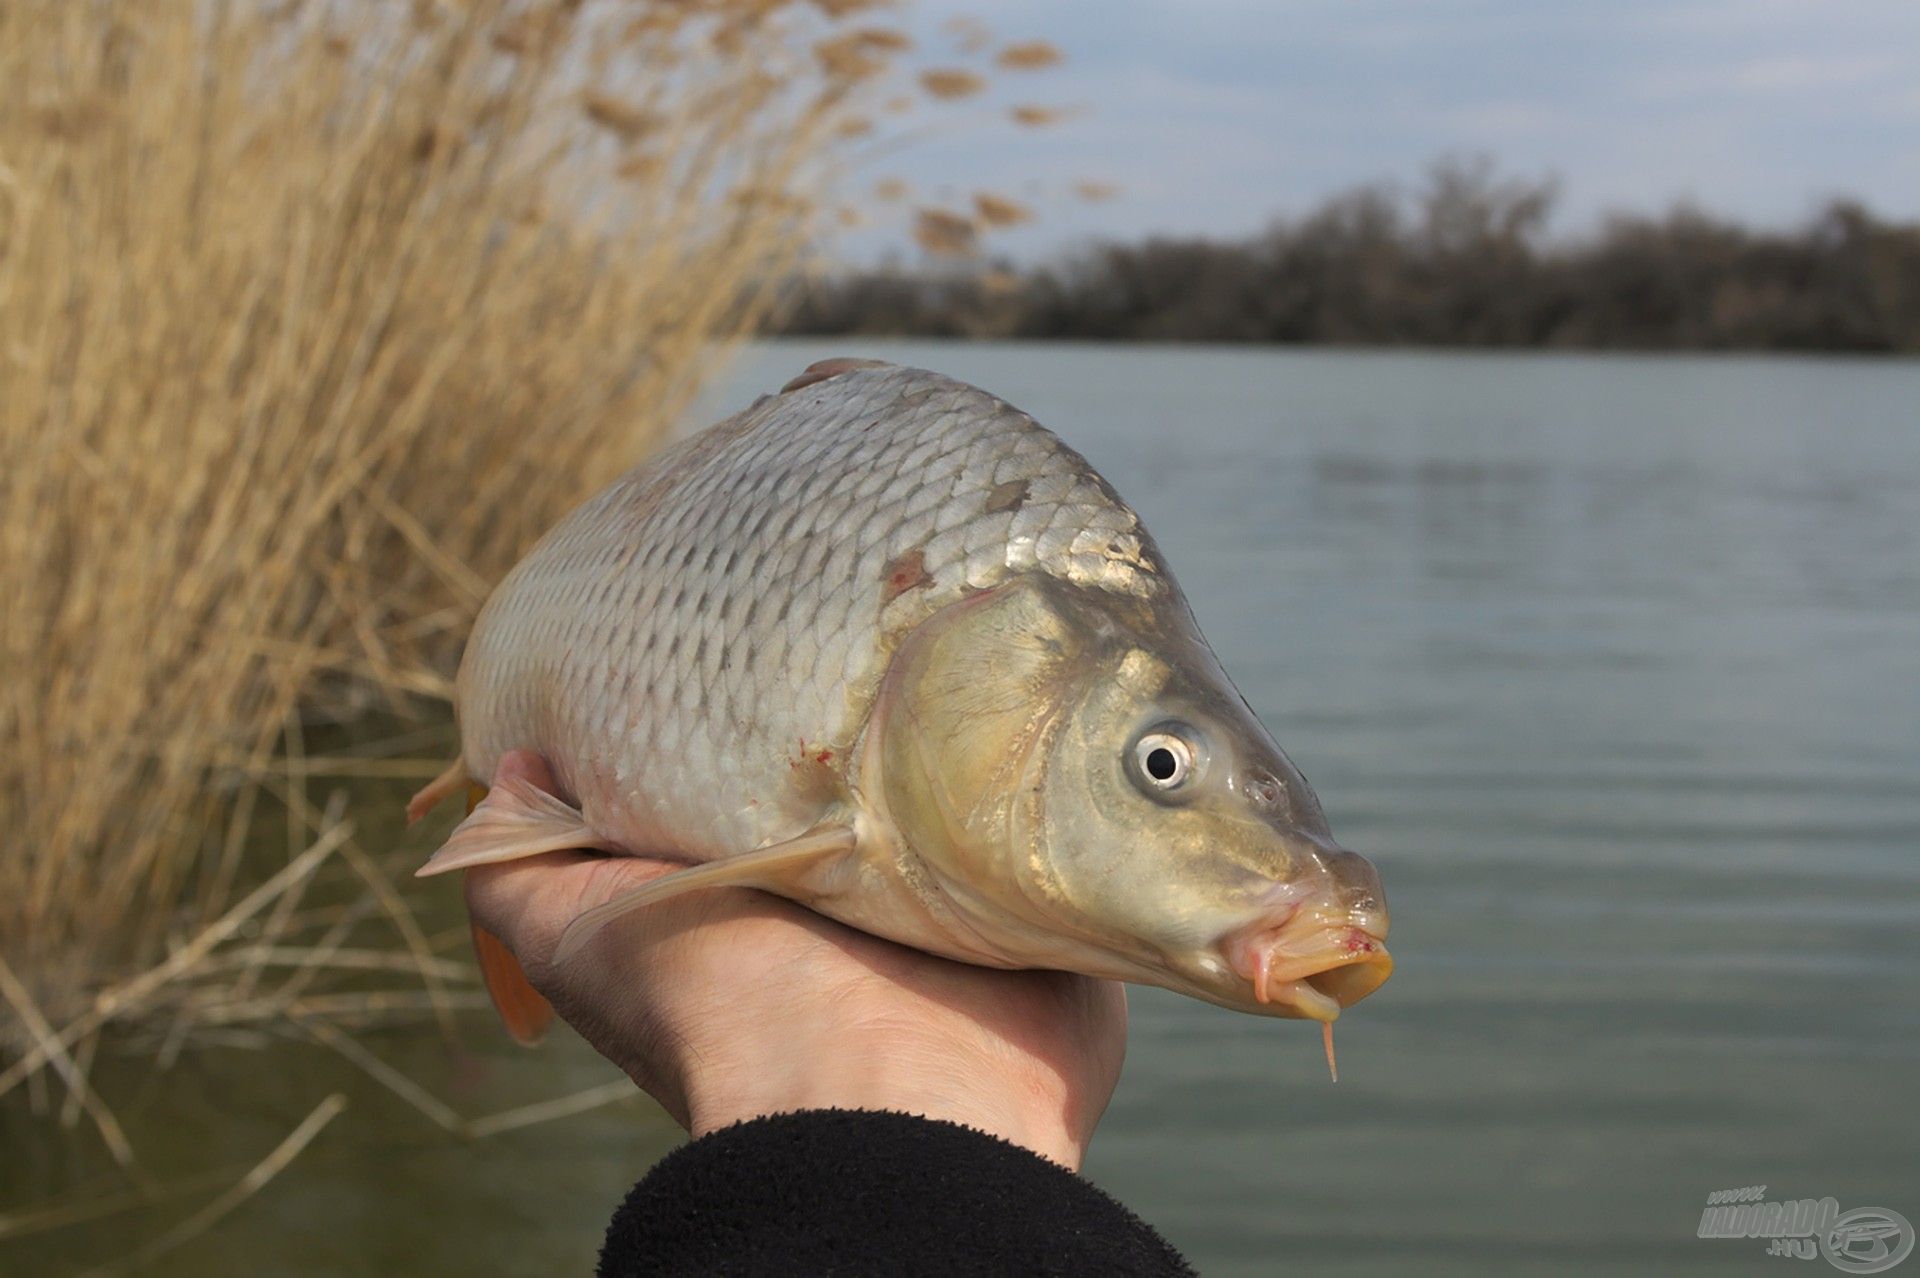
left=872, top=576, right=1390, bottom=1021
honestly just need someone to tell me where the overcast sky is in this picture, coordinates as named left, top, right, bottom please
left=842, top=0, right=1920, bottom=262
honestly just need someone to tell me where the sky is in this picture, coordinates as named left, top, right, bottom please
left=840, top=0, right=1920, bottom=263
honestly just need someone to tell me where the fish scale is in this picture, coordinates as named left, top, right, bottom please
left=456, top=363, right=1169, bottom=861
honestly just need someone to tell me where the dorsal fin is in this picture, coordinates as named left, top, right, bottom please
left=779, top=357, right=892, bottom=394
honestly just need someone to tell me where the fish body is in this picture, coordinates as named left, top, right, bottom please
left=423, top=359, right=1390, bottom=1022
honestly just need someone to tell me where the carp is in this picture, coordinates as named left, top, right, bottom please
left=412, top=359, right=1390, bottom=1069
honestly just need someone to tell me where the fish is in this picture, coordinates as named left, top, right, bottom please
left=411, top=357, right=1390, bottom=1057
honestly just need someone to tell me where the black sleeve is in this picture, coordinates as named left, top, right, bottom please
left=597, top=1109, right=1195, bottom=1277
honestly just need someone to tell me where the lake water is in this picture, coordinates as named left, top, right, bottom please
left=7, top=340, right=1918, bottom=1275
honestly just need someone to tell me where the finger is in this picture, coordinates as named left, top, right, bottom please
left=491, top=747, right=556, bottom=793
left=463, top=848, right=597, bottom=946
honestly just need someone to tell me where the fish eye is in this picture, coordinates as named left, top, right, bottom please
left=1130, top=725, right=1200, bottom=797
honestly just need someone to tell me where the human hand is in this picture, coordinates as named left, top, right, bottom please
left=462, top=750, right=1128, bottom=1170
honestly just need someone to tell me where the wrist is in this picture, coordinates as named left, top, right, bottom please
left=681, top=1026, right=1088, bottom=1169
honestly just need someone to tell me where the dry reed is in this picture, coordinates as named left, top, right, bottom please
left=0, top=22, right=1076, bottom=1259
left=996, top=39, right=1064, bottom=71
left=973, top=192, right=1034, bottom=228
left=1010, top=104, right=1076, bottom=128
left=918, top=67, right=987, bottom=100
left=0, top=0, right=896, bottom=1144
left=912, top=207, right=979, bottom=256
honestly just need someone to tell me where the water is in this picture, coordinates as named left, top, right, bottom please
left=7, top=341, right=1918, bottom=1275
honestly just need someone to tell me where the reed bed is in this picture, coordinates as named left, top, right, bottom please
left=0, top=0, right=922, bottom=1165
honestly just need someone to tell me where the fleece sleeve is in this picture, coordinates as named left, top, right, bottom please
left=597, top=1108, right=1195, bottom=1277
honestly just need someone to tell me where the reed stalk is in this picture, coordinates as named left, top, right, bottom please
left=0, top=0, right=895, bottom=1112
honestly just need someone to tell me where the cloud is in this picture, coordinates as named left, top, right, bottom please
left=840, top=0, right=1920, bottom=262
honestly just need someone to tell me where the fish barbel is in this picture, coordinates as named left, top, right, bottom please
left=414, top=358, right=1390, bottom=1043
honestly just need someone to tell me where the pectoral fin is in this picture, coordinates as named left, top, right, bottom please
left=551, top=826, right=857, bottom=966
left=414, top=775, right=619, bottom=877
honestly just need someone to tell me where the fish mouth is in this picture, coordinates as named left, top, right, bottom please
left=1222, top=915, right=1393, bottom=1022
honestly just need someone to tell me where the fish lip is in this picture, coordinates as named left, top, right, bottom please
left=1221, top=914, right=1393, bottom=1021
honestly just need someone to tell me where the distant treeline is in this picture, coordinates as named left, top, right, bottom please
left=778, top=162, right=1920, bottom=352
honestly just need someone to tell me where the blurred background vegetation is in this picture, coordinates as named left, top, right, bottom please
left=781, top=157, right=1920, bottom=351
